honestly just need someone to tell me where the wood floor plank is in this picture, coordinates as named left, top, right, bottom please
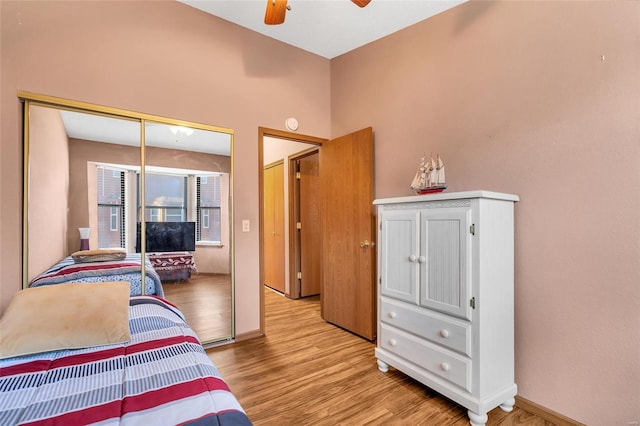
left=162, top=273, right=231, bottom=342
left=208, top=288, right=553, bottom=425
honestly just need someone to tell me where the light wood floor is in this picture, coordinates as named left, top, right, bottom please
left=162, top=273, right=232, bottom=343
left=207, top=287, right=553, bottom=426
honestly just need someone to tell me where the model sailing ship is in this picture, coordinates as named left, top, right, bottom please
left=410, top=154, right=447, bottom=194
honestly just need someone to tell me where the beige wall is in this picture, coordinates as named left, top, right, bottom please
left=331, top=1, right=640, bottom=424
left=2, top=1, right=639, bottom=424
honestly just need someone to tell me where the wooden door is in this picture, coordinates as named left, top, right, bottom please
left=263, top=162, right=285, bottom=293
left=299, top=153, right=321, bottom=297
left=320, top=127, right=375, bottom=340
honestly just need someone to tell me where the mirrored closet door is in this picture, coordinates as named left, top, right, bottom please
left=22, top=93, right=235, bottom=346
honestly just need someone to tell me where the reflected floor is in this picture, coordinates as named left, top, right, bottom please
left=162, top=273, right=232, bottom=343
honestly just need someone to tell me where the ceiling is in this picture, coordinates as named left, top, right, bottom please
left=59, top=110, right=231, bottom=156
left=178, top=0, right=466, bottom=59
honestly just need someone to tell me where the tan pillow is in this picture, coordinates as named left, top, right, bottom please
left=0, top=282, right=131, bottom=359
left=71, top=249, right=126, bottom=263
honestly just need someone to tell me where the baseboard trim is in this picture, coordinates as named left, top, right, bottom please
left=516, top=396, right=585, bottom=426
left=234, top=329, right=264, bottom=342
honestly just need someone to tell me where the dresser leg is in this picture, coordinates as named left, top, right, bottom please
left=376, top=359, right=389, bottom=373
left=499, top=397, right=516, bottom=412
left=467, top=411, right=488, bottom=426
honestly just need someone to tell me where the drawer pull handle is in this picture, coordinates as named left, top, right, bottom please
left=409, top=255, right=417, bottom=262
left=388, top=311, right=397, bottom=319
left=440, top=362, right=450, bottom=371
left=389, top=339, right=397, bottom=347
left=439, top=329, right=449, bottom=338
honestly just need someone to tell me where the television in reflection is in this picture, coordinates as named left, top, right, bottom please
left=136, top=222, right=195, bottom=253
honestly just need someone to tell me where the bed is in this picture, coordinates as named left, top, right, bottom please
left=0, top=285, right=252, bottom=425
left=148, top=251, right=198, bottom=282
left=29, top=253, right=164, bottom=297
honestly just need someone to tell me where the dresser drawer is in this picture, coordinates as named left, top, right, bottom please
left=379, top=324, right=472, bottom=392
left=380, top=297, right=472, bottom=357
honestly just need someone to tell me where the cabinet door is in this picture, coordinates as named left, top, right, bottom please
left=419, top=208, right=472, bottom=320
left=380, top=209, right=420, bottom=304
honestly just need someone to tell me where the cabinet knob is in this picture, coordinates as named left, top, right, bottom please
left=389, top=339, right=397, bottom=347
left=440, top=362, right=450, bottom=371
left=439, top=329, right=449, bottom=338
left=418, top=256, right=426, bottom=263
left=409, top=254, right=417, bottom=262
left=388, top=311, right=397, bottom=319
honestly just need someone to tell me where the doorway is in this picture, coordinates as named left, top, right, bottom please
left=262, top=137, right=321, bottom=298
left=263, top=146, right=322, bottom=300
left=258, top=127, right=376, bottom=341
left=258, top=129, right=325, bottom=332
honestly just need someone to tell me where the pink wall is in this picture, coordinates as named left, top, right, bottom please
left=331, top=1, right=639, bottom=424
left=67, top=139, right=140, bottom=253
left=27, top=106, right=69, bottom=281
left=2, top=1, right=639, bottom=424
left=0, top=1, right=330, bottom=337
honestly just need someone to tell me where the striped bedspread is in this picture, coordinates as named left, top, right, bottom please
left=0, top=296, right=252, bottom=425
left=29, top=254, right=164, bottom=297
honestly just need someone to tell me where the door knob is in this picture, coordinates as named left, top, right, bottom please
left=360, top=239, right=375, bottom=248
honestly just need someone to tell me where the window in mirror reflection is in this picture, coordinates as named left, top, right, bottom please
left=96, top=165, right=227, bottom=249
left=197, top=176, right=222, bottom=244
left=142, top=174, right=187, bottom=222
left=97, top=167, right=126, bottom=249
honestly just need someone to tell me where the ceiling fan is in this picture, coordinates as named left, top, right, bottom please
left=264, top=0, right=372, bottom=25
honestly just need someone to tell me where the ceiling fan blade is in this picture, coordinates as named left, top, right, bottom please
left=264, top=0, right=288, bottom=25
left=351, top=0, right=371, bottom=7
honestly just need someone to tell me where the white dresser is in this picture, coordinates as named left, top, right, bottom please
left=374, top=191, right=519, bottom=426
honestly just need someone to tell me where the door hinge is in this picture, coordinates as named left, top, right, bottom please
left=470, top=224, right=476, bottom=235
left=470, top=297, right=476, bottom=309
left=296, top=222, right=302, bottom=230
left=379, top=222, right=382, bottom=231
left=296, top=172, right=301, bottom=179
left=297, top=272, right=302, bottom=279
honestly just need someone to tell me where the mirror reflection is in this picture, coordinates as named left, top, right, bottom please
left=144, top=121, right=232, bottom=343
left=25, top=100, right=233, bottom=345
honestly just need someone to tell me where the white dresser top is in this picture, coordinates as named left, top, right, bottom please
left=373, top=190, right=519, bottom=205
